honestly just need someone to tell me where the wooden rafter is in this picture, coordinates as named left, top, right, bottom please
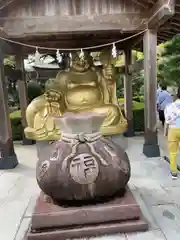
left=0, top=0, right=179, bottom=53
left=0, top=0, right=16, bottom=11
left=0, top=26, right=7, bottom=37
left=1, top=13, right=147, bottom=37
left=146, top=0, right=157, bottom=3
left=171, top=21, right=180, bottom=28
left=137, top=0, right=157, bottom=7
left=131, top=0, right=149, bottom=9
left=147, top=0, right=175, bottom=28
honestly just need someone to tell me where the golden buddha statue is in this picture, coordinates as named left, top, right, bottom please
left=24, top=51, right=127, bottom=140
left=25, top=79, right=63, bottom=140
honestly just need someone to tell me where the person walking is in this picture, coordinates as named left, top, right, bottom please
left=157, top=84, right=161, bottom=98
left=157, top=84, right=173, bottom=126
left=164, top=87, right=180, bottom=179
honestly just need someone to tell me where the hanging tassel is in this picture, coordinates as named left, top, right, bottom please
left=69, top=52, right=72, bottom=67
left=56, top=49, right=62, bottom=62
left=35, top=47, right=41, bottom=65
left=112, top=43, right=117, bottom=58
left=79, top=48, right=84, bottom=60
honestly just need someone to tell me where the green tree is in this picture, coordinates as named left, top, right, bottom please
left=158, top=35, right=180, bottom=86
left=132, top=71, right=144, bottom=96
left=115, top=50, right=144, bottom=97
left=27, top=81, right=43, bottom=102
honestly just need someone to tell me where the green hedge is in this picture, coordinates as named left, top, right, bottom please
left=10, top=110, right=22, bottom=141
left=27, top=81, right=44, bottom=102
left=10, top=81, right=43, bottom=140
left=133, top=96, right=144, bottom=103
left=119, top=98, right=144, bottom=132
left=132, top=101, right=144, bottom=132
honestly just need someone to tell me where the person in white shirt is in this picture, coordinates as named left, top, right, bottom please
left=164, top=87, right=180, bottom=179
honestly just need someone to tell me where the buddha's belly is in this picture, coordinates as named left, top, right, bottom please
left=66, top=86, right=103, bottom=110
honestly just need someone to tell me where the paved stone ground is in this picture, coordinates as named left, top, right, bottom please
left=1, top=135, right=180, bottom=240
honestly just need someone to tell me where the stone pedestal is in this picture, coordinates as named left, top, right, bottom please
left=28, top=113, right=147, bottom=239
left=25, top=187, right=148, bottom=239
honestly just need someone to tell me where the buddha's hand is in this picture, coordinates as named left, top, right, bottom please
left=45, top=90, right=61, bottom=103
left=45, top=90, right=62, bottom=117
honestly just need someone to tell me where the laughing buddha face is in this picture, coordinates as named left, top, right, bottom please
left=71, top=51, right=93, bottom=72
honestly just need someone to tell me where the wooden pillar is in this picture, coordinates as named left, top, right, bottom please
left=143, top=29, right=160, bottom=157
left=0, top=46, right=18, bottom=169
left=124, top=49, right=134, bottom=137
left=15, top=53, right=34, bottom=145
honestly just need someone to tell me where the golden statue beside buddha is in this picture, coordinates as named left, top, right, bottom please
left=24, top=50, right=127, bottom=140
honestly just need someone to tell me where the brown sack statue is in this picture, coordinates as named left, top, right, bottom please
left=36, top=112, right=131, bottom=202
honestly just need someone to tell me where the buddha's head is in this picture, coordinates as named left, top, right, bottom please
left=71, top=51, right=93, bottom=72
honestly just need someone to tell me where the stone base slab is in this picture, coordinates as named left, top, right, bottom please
left=25, top=187, right=148, bottom=239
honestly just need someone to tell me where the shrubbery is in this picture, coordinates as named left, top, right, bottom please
left=119, top=98, right=144, bottom=132
left=132, top=101, right=144, bottom=132
left=27, top=81, right=43, bottom=102
left=10, top=110, right=22, bottom=140
left=10, top=81, right=44, bottom=140
left=132, top=96, right=144, bottom=103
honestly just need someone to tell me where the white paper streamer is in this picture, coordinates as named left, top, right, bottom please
left=35, top=47, right=41, bottom=64
left=79, top=49, right=85, bottom=60
left=56, top=49, right=62, bottom=62
left=112, top=43, right=117, bottom=58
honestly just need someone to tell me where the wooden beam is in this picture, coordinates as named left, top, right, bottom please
left=158, top=37, right=167, bottom=42
left=118, top=65, right=125, bottom=74
left=18, top=38, right=124, bottom=49
left=146, top=0, right=157, bottom=3
left=140, top=0, right=156, bottom=3
left=131, top=34, right=144, bottom=48
left=128, top=59, right=144, bottom=74
left=169, top=26, right=180, bottom=32
left=131, top=0, right=149, bottom=9
left=147, top=0, right=175, bottom=28
left=15, top=51, right=34, bottom=145
left=0, top=41, right=18, bottom=169
left=1, top=13, right=147, bottom=37
left=143, top=29, right=160, bottom=157
left=117, top=59, right=144, bottom=74
left=0, top=26, right=8, bottom=37
left=171, top=21, right=180, bottom=27
left=123, top=49, right=134, bottom=137
left=0, top=0, right=16, bottom=11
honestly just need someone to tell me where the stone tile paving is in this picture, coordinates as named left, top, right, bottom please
left=1, top=136, right=180, bottom=239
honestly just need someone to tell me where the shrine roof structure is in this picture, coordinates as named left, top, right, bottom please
left=0, top=0, right=178, bottom=53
